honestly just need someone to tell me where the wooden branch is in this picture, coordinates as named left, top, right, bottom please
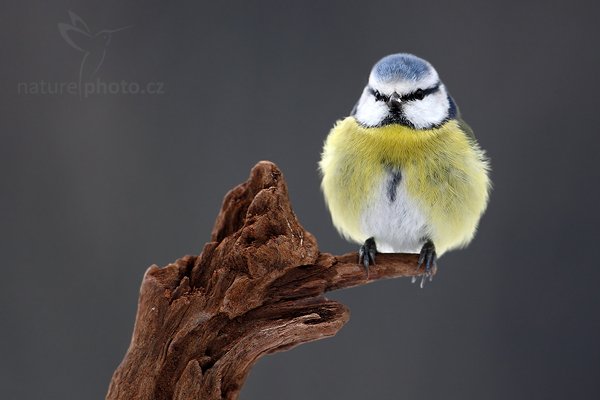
left=106, top=161, right=432, bottom=400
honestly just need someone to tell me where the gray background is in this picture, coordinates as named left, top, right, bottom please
left=1, top=1, right=599, bottom=399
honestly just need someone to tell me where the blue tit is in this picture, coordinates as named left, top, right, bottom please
left=319, top=53, right=491, bottom=286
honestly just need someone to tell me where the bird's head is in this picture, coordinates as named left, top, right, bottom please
left=352, top=53, right=456, bottom=129
left=94, top=26, right=132, bottom=47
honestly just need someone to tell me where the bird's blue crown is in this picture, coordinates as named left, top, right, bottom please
left=372, top=53, right=432, bottom=82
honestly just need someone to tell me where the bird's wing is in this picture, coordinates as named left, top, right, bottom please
left=456, top=116, right=476, bottom=141
left=68, top=11, right=91, bottom=34
left=58, top=23, right=91, bottom=52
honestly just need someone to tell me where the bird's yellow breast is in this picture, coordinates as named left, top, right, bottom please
left=319, top=117, right=490, bottom=255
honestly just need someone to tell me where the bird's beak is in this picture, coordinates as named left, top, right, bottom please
left=107, top=25, right=133, bottom=34
left=387, top=92, right=402, bottom=110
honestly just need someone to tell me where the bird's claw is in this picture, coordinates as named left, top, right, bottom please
left=414, top=240, right=437, bottom=288
left=358, top=237, right=377, bottom=277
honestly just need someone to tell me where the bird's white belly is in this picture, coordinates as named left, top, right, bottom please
left=359, top=172, right=428, bottom=253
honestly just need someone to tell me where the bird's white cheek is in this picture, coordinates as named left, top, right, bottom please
left=354, top=97, right=388, bottom=127
left=403, top=93, right=449, bottom=129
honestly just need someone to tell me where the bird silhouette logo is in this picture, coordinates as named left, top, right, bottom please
left=58, top=11, right=131, bottom=90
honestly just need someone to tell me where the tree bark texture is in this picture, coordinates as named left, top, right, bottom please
left=106, top=161, right=429, bottom=400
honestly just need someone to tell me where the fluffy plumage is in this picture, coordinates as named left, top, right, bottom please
left=320, top=53, right=491, bottom=266
left=320, top=117, right=490, bottom=255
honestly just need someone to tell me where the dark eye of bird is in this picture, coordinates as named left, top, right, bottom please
left=372, top=90, right=388, bottom=102
left=414, top=89, right=424, bottom=100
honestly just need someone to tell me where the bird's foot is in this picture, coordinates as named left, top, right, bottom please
left=358, top=237, right=377, bottom=277
left=412, top=239, right=437, bottom=288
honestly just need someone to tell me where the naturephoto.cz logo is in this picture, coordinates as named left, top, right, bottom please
left=17, top=11, right=165, bottom=98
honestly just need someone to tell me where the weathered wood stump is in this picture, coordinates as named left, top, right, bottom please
left=106, top=161, right=428, bottom=400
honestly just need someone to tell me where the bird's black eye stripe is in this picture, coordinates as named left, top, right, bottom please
left=402, top=83, right=440, bottom=102
left=368, top=87, right=389, bottom=102
left=368, top=83, right=440, bottom=103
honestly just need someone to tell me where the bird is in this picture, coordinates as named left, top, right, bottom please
left=319, top=53, right=491, bottom=287
left=58, top=11, right=131, bottom=91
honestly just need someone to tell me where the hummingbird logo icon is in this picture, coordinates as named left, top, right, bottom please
left=58, top=11, right=131, bottom=91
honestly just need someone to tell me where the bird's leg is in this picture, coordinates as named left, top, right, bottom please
left=414, top=239, right=437, bottom=288
left=358, top=237, right=377, bottom=276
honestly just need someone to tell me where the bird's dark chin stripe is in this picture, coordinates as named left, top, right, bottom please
left=378, top=110, right=452, bottom=130
left=380, top=112, right=414, bottom=128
